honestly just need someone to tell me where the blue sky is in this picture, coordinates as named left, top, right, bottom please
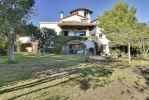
left=31, top=0, right=149, bottom=26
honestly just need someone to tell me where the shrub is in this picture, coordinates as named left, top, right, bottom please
left=33, top=29, right=87, bottom=54
left=52, top=36, right=87, bottom=54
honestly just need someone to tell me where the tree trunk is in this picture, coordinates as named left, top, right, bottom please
left=8, top=30, right=15, bottom=63
left=128, top=40, right=131, bottom=64
left=16, top=35, right=20, bottom=53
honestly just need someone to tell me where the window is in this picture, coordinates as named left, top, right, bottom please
left=63, top=31, right=68, bottom=36
left=75, top=31, right=86, bottom=36
left=79, top=32, right=86, bottom=36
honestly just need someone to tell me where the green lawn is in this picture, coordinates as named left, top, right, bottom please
left=0, top=53, right=84, bottom=64
left=0, top=53, right=149, bottom=100
left=0, top=53, right=85, bottom=87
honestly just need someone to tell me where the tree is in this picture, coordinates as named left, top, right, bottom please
left=17, top=22, right=39, bottom=36
left=15, top=22, right=39, bottom=52
left=33, top=28, right=57, bottom=53
left=133, top=23, right=149, bottom=56
left=0, top=0, right=34, bottom=63
left=97, top=1, right=139, bottom=63
left=98, top=1, right=137, bottom=45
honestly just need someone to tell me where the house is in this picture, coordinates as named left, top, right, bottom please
left=40, top=8, right=99, bottom=36
left=40, top=8, right=110, bottom=55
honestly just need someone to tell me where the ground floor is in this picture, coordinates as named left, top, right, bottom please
left=62, top=40, right=97, bottom=55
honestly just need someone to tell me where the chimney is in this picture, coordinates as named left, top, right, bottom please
left=60, top=11, right=64, bottom=19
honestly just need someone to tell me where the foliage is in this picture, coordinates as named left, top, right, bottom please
left=33, top=29, right=87, bottom=54
left=79, top=67, right=113, bottom=88
left=133, top=23, right=149, bottom=39
left=0, top=37, right=7, bottom=55
left=53, top=35, right=87, bottom=54
left=33, top=28, right=57, bottom=53
left=98, top=1, right=149, bottom=57
left=0, top=0, right=35, bottom=62
left=0, top=0, right=35, bottom=34
left=98, top=1, right=138, bottom=45
left=80, top=67, right=113, bottom=78
left=16, top=22, right=39, bottom=36
left=110, top=48, right=122, bottom=58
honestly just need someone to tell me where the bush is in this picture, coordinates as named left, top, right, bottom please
left=52, top=36, right=87, bottom=54
left=33, top=28, right=87, bottom=54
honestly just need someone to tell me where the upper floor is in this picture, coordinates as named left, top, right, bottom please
left=39, top=8, right=98, bottom=36
left=59, top=8, right=93, bottom=23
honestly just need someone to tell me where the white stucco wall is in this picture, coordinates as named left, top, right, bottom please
left=91, top=26, right=102, bottom=36
left=87, top=13, right=91, bottom=22
left=78, top=11, right=84, bottom=16
left=19, top=36, right=32, bottom=44
left=77, top=11, right=91, bottom=20
left=61, top=15, right=87, bottom=22
left=92, top=26, right=110, bottom=55
left=83, top=40, right=95, bottom=49
left=40, top=22, right=62, bottom=35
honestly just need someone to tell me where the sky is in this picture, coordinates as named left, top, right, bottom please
left=31, top=0, right=149, bottom=26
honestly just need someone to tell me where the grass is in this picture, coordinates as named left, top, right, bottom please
left=0, top=53, right=84, bottom=87
left=0, top=53, right=84, bottom=64
left=0, top=53, right=149, bottom=100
